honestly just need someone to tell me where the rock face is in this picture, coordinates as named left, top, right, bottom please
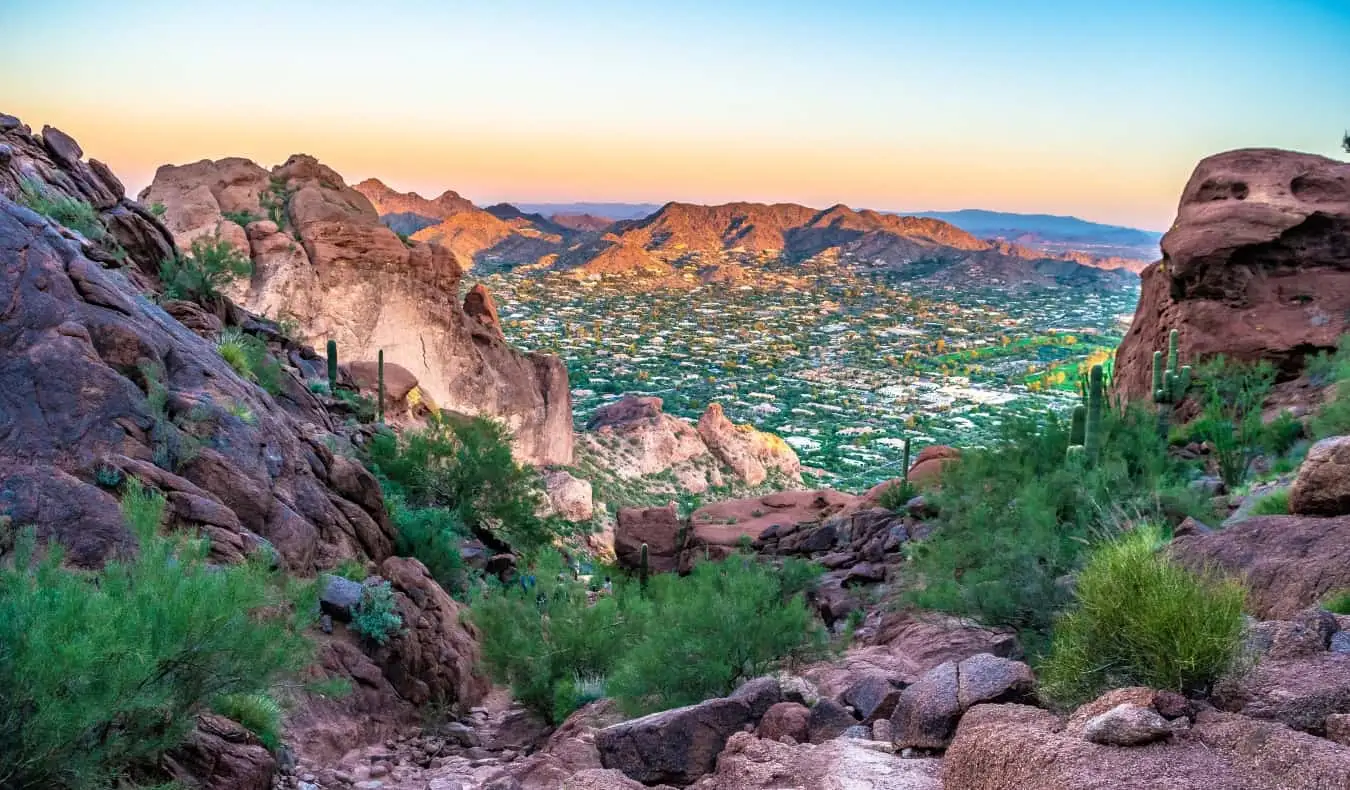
left=1171, top=514, right=1350, bottom=618
left=1289, top=435, right=1350, bottom=516
left=164, top=714, right=276, bottom=790
left=0, top=123, right=393, bottom=572
left=1114, top=149, right=1350, bottom=401
left=890, top=654, right=1035, bottom=750
left=141, top=156, right=573, bottom=466
left=596, top=696, right=754, bottom=785
left=1213, top=651, right=1350, bottom=735
left=943, top=703, right=1350, bottom=790
left=542, top=469, right=594, bottom=523
left=578, top=395, right=801, bottom=497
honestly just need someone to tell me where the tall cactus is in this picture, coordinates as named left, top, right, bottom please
left=1084, top=364, right=1104, bottom=459
left=902, top=436, right=912, bottom=483
left=1152, top=329, right=1192, bottom=438
left=326, top=339, right=338, bottom=391
left=639, top=542, right=650, bottom=591
left=377, top=349, right=385, bottom=423
left=1069, top=404, right=1087, bottom=446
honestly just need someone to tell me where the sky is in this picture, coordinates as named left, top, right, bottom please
left=2, top=0, right=1347, bottom=230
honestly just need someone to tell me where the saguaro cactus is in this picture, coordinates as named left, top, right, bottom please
left=1153, top=329, right=1192, bottom=437
left=377, top=349, right=385, bottom=423
left=1069, top=404, right=1087, bottom=447
left=326, top=339, right=338, bottom=390
left=902, top=436, right=912, bottom=483
left=639, top=543, right=650, bottom=591
left=1084, top=364, right=1104, bottom=459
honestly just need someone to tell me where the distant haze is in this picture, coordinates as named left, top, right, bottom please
left=3, top=0, right=1347, bottom=229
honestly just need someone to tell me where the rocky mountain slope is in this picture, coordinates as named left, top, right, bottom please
left=1113, top=148, right=1350, bottom=401
left=140, top=158, right=574, bottom=466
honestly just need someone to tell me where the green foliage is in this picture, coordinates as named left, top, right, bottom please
left=215, top=328, right=285, bottom=395
left=159, top=235, right=253, bottom=304
left=876, top=479, right=916, bottom=511
left=326, top=339, right=338, bottom=390
left=390, top=495, right=467, bottom=596
left=351, top=581, right=403, bottom=646
left=1323, top=590, right=1350, bottom=615
left=149, top=202, right=167, bottom=218
left=221, top=210, right=261, bottom=228
left=1152, top=330, right=1193, bottom=440
left=367, top=417, right=565, bottom=554
left=1248, top=489, right=1290, bottom=516
left=217, top=328, right=252, bottom=377
left=1083, top=363, right=1105, bottom=459
left=331, top=558, right=368, bottom=582
left=907, top=405, right=1201, bottom=650
left=1309, top=335, right=1350, bottom=439
left=1260, top=410, right=1304, bottom=457
left=1039, top=525, right=1246, bottom=707
left=470, top=550, right=828, bottom=722
left=0, top=480, right=312, bottom=789
left=211, top=692, right=282, bottom=752
left=261, top=177, right=290, bottom=228
left=94, top=465, right=123, bottom=488
left=1192, top=356, right=1276, bottom=489
left=18, top=178, right=104, bottom=240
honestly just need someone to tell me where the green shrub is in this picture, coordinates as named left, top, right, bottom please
left=367, top=417, right=566, bottom=554
left=159, top=235, right=253, bottom=304
left=351, top=581, right=403, bottom=646
left=470, top=550, right=828, bottom=722
left=1260, top=411, right=1304, bottom=457
left=1323, top=590, right=1350, bottom=615
left=906, top=405, right=1186, bottom=650
left=0, top=480, right=312, bottom=789
left=213, top=328, right=285, bottom=395
left=1248, top=489, right=1290, bottom=516
left=217, top=328, right=252, bottom=377
left=149, top=202, right=167, bottom=218
left=1039, top=525, right=1246, bottom=707
left=332, top=558, right=368, bottom=582
left=211, top=692, right=283, bottom=751
left=1192, top=356, right=1276, bottom=489
left=221, top=210, right=260, bottom=227
left=390, top=495, right=467, bottom=596
left=18, top=178, right=104, bottom=240
left=876, top=479, right=915, bottom=511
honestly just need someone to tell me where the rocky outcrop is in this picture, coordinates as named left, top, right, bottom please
left=696, top=403, right=801, bottom=486
left=542, top=469, right=594, bottom=523
left=579, top=395, right=800, bottom=497
left=943, top=701, right=1350, bottom=789
left=1171, top=514, right=1350, bottom=619
left=890, top=654, right=1035, bottom=750
left=1114, top=149, right=1350, bottom=401
left=142, top=155, right=573, bottom=466
left=596, top=696, right=756, bottom=785
left=1289, top=435, right=1350, bottom=516
left=164, top=714, right=276, bottom=790
left=0, top=123, right=393, bottom=572
left=906, top=445, right=961, bottom=489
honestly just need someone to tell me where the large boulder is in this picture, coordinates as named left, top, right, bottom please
left=1113, top=149, right=1350, bottom=402
left=696, top=402, right=801, bottom=486
left=1213, top=651, right=1350, bottom=734
left=164, top=714, right=276, bottom=790
left=756, top=702, right=811, bottom=743
left=688, top=731, right=942, bottom=790
left=542, top=469, right=594, bottom=523
left=943, top=703, right=1350, bottom=789
left=596, top=697, right=752, bottom=786
left=143, top=155, right=574, bottom=466
left=614, top=503, right=684, bottom=573
left=891, top=654, right=1035, bottom=750
left=1289, top=435, right=1350, bottom=516
left=907, top=445, right=961, bottom=489
left=492, top=700, right=626, bottom=790
left=1171, top=514, right=1350, bottom=618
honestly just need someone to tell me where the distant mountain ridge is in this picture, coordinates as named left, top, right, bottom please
left=907, top=208, right=1161, bottom=268
left=352, top=181, right=1138, bottom=288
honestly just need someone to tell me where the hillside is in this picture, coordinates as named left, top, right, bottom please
left=910, top=208, right=1162, bottom=268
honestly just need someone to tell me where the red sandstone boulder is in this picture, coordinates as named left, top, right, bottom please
left=615, top=503, right=684, bottom=573
left=696, top=403, right=801, bottom=486
left=164, top=714, right=276, bottom=790
left=1114, top=149, right=1350, bottom=402
left=907, top=446, right=960, bottom=489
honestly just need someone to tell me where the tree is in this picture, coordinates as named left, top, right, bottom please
left=1343, top=130, right=1350, bottom=154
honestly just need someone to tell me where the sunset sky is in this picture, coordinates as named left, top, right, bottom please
left=3, top=0, right=1347, bottom=230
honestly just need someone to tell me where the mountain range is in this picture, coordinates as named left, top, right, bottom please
left=353, top=181, right=1143, bottom=288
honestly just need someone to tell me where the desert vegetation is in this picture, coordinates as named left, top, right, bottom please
left=158, top=235, right=253, bottom=304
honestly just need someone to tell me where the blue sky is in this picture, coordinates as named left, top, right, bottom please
left=2, top=0, right=1346, bottom=228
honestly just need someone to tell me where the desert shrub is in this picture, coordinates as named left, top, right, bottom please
left=1248, top=489, right=1290, bottom=516
left=214, top=329, right=284, bottom=395
left=351, top=581, right=403, bottom=646
left=1323, top=590, right=1350, bottom=615
left=1191, top=356, right=1276, bottom=489
left=217, top=328, right=252, bottom=376
left=470, top=550, right=827, bottom=722
left=390, top=495, right=467, bottom=596
left=221, top=209, right=260, bottom=227
left=18, top=178, right=104, bottom=239
left=211, top=692, right=282, bottom=751
left=0, top=480, right=312, bottom=789
left=367, top=417, right=565, bottom=554
left=876, top=479, right=916, bottom=511
left=331, top=558, right=368, bottom=582
left=1039, top=525, right=1246, bottom=707
left=1260, top=410, right=1304, bottom=457
left=159, top=235, right=253, bottom=304
left=906, top=405, right=1186, bottom=649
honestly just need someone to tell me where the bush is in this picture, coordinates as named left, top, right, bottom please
left=159, top=235, right=253, bottom=304
left=1248, top=489, right=1290, bottom=516
left=0, top=480, right=313, bottom=789
left=1191, top=356, right=1275, bottom=489
left=367, top=417, right=566, bottom=554
left=217, top=328, right=252, bottom=376
left=212, top=692, right=282, bottom=751
left=470, top=550, right=828, bottom=722
left=351, top=581, right=403, bottom=646
left=876, top=479, right=915, bottom=511
left=18, top=178, right=104, bottom=240
left=390, top=495, right=467, bottom=596
left=1324, top=590, right=1350, bottom=615
left=1039, top=525, right=1246, bottom=707
left=221, top=210, right=260, bottom=227
left=906, top=405, right=1194, bottom=650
